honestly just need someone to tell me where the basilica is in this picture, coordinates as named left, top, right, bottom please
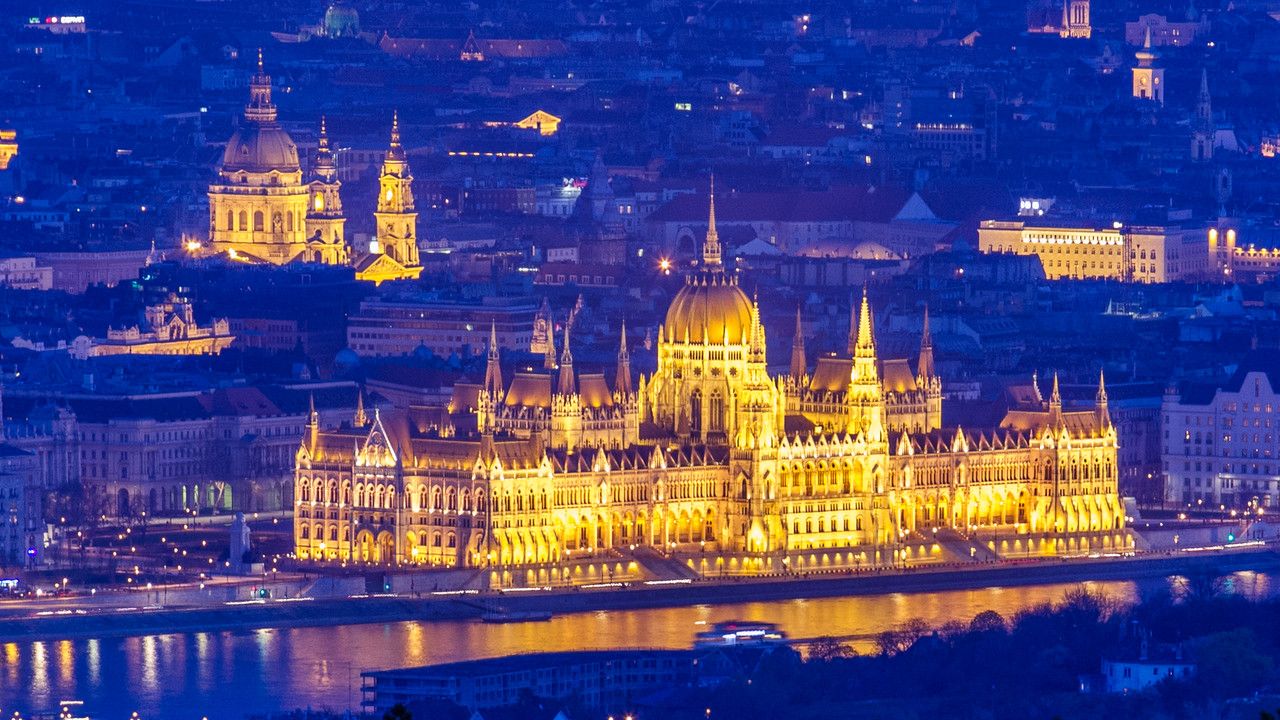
left=294, top=188, right=1126, bottom=577
left=206, top=54, right=422, bottom=283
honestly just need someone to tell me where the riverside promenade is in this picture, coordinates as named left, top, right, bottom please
left=1, top=545, right=1276, bottom=642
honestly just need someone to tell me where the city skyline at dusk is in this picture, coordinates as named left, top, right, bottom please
left=1, top=1, right=1280, bottom=719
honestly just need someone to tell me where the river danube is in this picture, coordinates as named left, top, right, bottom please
left=2, top=571, right=1274, bottom=719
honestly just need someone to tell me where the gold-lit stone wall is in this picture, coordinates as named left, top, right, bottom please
left=294, top=190, right=1126, bottom=574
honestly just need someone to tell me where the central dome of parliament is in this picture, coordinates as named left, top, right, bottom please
left=661, top=183, right=754, bottom=345
left=664, top=272, right=753, bottom=344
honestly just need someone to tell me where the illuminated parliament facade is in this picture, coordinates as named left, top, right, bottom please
left=207, top=55, right=421, bottom=284
left=294, top=192, right=1126, bottom=575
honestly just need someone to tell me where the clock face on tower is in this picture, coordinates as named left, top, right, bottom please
left=385, top=188, right=394, bottom=203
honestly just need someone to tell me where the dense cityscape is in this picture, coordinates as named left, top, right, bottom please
left=1, top=0, right=1280, bottom=718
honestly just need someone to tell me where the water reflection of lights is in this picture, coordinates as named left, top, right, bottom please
left=31, top=641, right=49, bottom=697
left=57, top=640, right=73, bottom=683
left=86, top=639, right=100, bottom=686
left=2, top=575, right=1277, bottom=718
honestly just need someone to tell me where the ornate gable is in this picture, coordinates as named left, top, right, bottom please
left=358, top=409, right=398, bottom=467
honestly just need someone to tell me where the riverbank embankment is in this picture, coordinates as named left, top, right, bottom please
left=1, top=548, right=1275, bottom=642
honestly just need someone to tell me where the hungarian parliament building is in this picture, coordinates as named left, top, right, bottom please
left=293, top=189, right=1128, bottom=580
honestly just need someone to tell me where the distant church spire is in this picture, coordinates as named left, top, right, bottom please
left=855, top=287, right=876, bottom=359
left=485, top=321, right=503, bottom=396
left=1096, top=368, right=1111, bottom=428
left=749, top=291, right=766, bottom=361
left=244, top=48, right=277, bottom=123
left=852, top=287, right=879, bottom=386
left=917, top=305, right=935, bottom=379
left=702, top=174, right=722, bottom=269
left=387, top=109, right=405, bottom=161
left=544, top=315, right=558, bottom=370
left=307, top=391, right=318, bottom=447
left=1049, top=372, right=1063, bottom=423
left=790, top=306, right=807, bottom=380
left=314, top=115, right=336, bottom=181
left=1193, top=69, right=1214, bottom=162
left=354, top=387, right=368, bottom=427
left=615, top=320, right=633, bottom=394
left=557, top=324, right=576, bottom=395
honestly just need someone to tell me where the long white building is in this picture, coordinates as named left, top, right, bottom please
left=1162, top=358, right=1280, bottom=510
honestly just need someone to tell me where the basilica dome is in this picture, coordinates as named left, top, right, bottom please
left=663, top=273, right=754, bottom=345
left=218, top=53, right=301, bottom=176
left=324, top=2, right=361, bottom=38
left=221, top=124, right=301, bottom=175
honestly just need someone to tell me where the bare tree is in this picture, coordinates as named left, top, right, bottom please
left=807, top=636, right=855, bottom=661
left=876, top=618, right=932, bottom=656
left=970, top=609, right=1008, bottom=634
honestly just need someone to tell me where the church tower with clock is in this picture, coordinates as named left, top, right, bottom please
left=355, top=112, right=423, bottom=283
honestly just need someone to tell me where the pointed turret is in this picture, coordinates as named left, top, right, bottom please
left=484, top=321, right=503, bottom=397
left=1136, top=28, right=1157, bottom=66
left=307, top=392, right=319, bottom=447
left=1049, top=372, right=1063, bottom=424
left=368, top=108, right=422, bottom=276
left=557, top=324, right=576, bottom=396
left=314, top=116, right=336, bottom=181
left=615, top=320, right=633, bottom=394
left=354, top=388, right=368, bottom=427
left=387, top=110, right=405, bottom=161
left=1197, top=68, right=1212, bottom=120
left=544, top=318, right=558, bottom=370
left=1096, top=368, right=1111, bottom=428
left=702, top=175, right=723, bottom=269
left=305, top=115, right=347, bottom=262
left=789, top=306, right=807, bottom=379
left=854, top=287, right=876, bottom=362
left=917, top=305, right=936, bottom=379
left=1032, top=371, right=1043, bottom=404
left=1132, top=25, right=1164, bottom=104
left=244, top=49, right=277, bottom=123
left=1192, top=68, right=1214, bottom=162
left=577, top=151, right=616, bottom=225
left=846, top=287, right=882, bottom=436
left=748, top=293, right=766, bottom=361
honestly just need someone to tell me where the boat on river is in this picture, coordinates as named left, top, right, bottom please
left=693, top=620, right=787, bottom=648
